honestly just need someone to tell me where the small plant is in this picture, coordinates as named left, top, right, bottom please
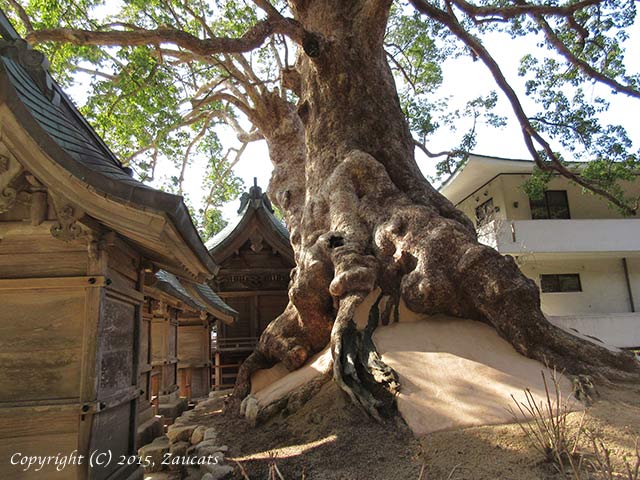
left=624, top=439, right=640, bottom=480
left=584, top=436, right=640, bottom=480
left=509, top=369, right=640, bottom=479
left=234, top=454, right=307, bottom=480
left=508, top=369, right=585, bottom=475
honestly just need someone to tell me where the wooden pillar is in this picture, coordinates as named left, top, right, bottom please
left=214, top=352, right=222, bottom=390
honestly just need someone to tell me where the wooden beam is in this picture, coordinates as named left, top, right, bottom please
left=217, top=290, right=287, bottom=298
left=0, top=275, right=107, bottom=290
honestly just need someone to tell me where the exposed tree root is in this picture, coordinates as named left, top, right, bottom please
left=331, top=293, right=399, bottom=420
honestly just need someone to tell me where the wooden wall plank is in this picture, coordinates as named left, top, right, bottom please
left=0, top=276, right=106, bottom=291
left=0, top=289, right=85, bottom=402
left=1, top=433, right=79, bottom=480
left=97, top=297, right=136, bottom=396
left=0, top=252, right=87, bottom=278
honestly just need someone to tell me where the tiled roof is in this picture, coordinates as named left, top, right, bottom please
left=0, top=9, right=217, bottom=276
left=206, top=182, right=290, bottom=252
left=191, top=282, right=238, bottom=320
left=155, top=270, right=206, bottom=311
left=1, top=56, right=150, bottom=188
left=155, top=270, right=237, bottom=322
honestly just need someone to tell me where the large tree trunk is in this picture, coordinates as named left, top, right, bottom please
left=233, top=0, right=639, bottom=419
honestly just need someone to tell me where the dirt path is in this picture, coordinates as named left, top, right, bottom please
left=188, top=383, right=422, bottom=479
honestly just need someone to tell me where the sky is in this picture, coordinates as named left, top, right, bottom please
left=67, top=5, right=640, bottom=224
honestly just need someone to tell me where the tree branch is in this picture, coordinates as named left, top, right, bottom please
left=25, top=17, right=306, bottom=55
left=178, top=113, right=212, bottom=194
left=72, top=66, right=117, bottom=81
left=177, top=0, right=215, bottom=38
left=191, top=91, right=257, bottom=123
left=450, top=0, right=605, bottom=21
left=410, top=0, right=637, bottom=215
left=6, top=0, right=34, bottom=31
left=251, top=0, right=282, bottom=19
left=386, top=50, right=417, bottom=93
left=413, top=139, right=464, bottom=159
left=535, top=16, right=640, bottom=99
left=202, top=142, right=249, bottom=217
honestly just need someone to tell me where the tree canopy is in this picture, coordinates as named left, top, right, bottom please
left=3, top=0, right=639, bottom=236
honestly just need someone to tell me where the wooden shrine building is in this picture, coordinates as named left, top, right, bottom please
left=207, top=181, right=294, bottom=389
left=178, top=279, right=237, bottom=399
left=137, top=270, right=236, bottom=444
left=0, top=12, right=232, bottom=479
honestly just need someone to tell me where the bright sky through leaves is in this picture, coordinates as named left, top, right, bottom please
left=6, top=0, right=640, bottom=231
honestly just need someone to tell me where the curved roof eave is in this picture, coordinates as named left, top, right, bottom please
left=0, top=42, right=217, bottom=278
left=207, top=187, right=293, bottom=264
left=154, top=270, right=237, bottom=324
left=154, top=270, right=205, bottom=312
left=184, top=281, right=238, bottom=325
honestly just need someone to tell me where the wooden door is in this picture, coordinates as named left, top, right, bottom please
left=83, top=288, right=143, bottom=480
left=258, top=294, right=289, bottom=332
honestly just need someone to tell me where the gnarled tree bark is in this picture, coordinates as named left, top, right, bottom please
left=232, top=0, right=639, bottom=420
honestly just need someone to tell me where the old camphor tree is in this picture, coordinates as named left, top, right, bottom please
left=9, top=0, right=640, bottom=418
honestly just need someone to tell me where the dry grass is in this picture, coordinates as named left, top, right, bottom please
left=509, top=370, right=640, bottom=479
left=235, top=454, right=307, bottom=480
left=585, top=435, right=639, bottom=480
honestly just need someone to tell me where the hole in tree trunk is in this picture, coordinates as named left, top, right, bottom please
left=302, top=32, right=321, bottom=58
left=328, top=235, right=345, bottom=248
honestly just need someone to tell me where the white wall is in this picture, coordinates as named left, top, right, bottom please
left=456, top=174, right=640, bottom=226
left=486, top=219, right=640, bottom=254
left=518, top=257, right=634, bottom=315
left=456, top=175, right=508, bottom=225
left=548, top=314, right=640, bottom=348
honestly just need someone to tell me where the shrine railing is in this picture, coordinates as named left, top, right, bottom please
left=211, top=336, right=258, bottom=352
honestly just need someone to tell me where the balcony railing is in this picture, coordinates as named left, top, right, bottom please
left=211, top=336, right=258, bottom=352
left=478, top=218, right=640, bottom=254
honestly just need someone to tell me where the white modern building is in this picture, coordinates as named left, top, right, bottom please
left=439, top=154, right=640, bottom=348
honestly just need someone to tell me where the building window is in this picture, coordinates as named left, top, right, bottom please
left=475, top=198, right=494, bottom=226
left=529, top=190, right=570, bottom=219
left=540, top=274, right=582, bottom=293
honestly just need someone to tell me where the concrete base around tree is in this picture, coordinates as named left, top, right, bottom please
left=247, top=298, right=583, bottom=436
left=374, top=316, right=580, bottom=435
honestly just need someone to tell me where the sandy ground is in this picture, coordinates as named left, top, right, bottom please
left=420, top=381, right=640, bottom=480
left=187, top=380, right=640, bottom=480
left=191, top=305, right=638, bottom=479
left=190, top=384, right=423, bottom=480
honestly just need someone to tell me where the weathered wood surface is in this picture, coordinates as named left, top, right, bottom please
left=209, top=197, right=294, bottom=390
left=0, top=288, right=85, bottom=402
left=0, top=228, right=144, bottom=479
left=178, top=321, right=211, bottom=399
